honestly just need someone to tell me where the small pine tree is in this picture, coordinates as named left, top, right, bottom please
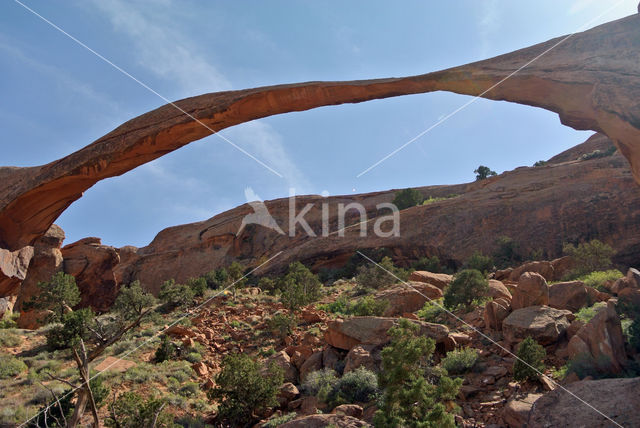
left=374, top=319, right=461, bottom=428
left=474, top=165, right=497, bottom=181
left=24, top=272, right=81, bottom=323
left=563, top=239, right=615, bottom=278
left=154, top=335, right=176, bottom=363
left=186, top=277, right=208, bottom=297
left=279, top=262, right=322, bottom=311
left=463, top=251, right=494, bottom=274
left=105, top=391, right=173, bottom=428
left=227, top=262, right=247, bottom=298
left=355, top=256, right=399, bottom=290
left=392, top=188, right=424, bottom=210
left=513, top=336, right=546, bottom=382
left=159, top=279, right=195, bottom=309
left=443, top=269, right=489, bottom=311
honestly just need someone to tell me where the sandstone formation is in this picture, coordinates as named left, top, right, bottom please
left=511, top=273, right=549, bottom=310
left=374, top=282, right=443, bottom=316
left=0, top=246, right=33, bottom=296
left=548, top=280, right=608, bottom=312
left=502, top=393, right=542, bottom=428
left=407, top=271, right=452, bottom=290
left=1, top=12, right=640, bottom=270
left=528, top=377, right=640, bottom=427
left=502, top=306, right=572, bottom=345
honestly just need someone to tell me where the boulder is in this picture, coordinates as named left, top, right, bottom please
left=62, top=237, right=120, bottom=311
left=407, top=271, right=452, bottom=290
left=528, top=378, right=640, bottom=427
left=374, top=282, right=442, bottom=316
left=332, top=404, right=363, bottom=418
left=550, top=256, right=576, bottom=281
left=344, top=344, right=376, bottom=373
left=268, top=351, right=298, bottom=383
left=278, top=382, right=300, bottom=404
left=571, top=301, right=627, bottom=373
left=487, top=279, right=512, bottom=301
left=611, top=267, right=640, bottom=295
left=502, top=306, right=571, bottom=345
left=16, top=225, right=65, bottom=329
left=0, top=296, right=14, bottom=320
left=0, top=246, right=34, bottom=296
left=322, top=346, right=344, bottom=372
left=280, top=414, right=371, bottom=428
left=324, top=317, right=449, bottom=351
left=511, top=272, right=549, bottom=310
left=508, top=261, right=555, bottom=282
left=549, top=281, right=597, bottom=312
left=484, top=298, right=511, bottom=330
left=299, top=351, right=323, bottom=382
left=502, top=393, right=542, bottom=428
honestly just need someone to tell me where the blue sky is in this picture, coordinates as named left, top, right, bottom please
left=1, top=0, right=638, bottom=248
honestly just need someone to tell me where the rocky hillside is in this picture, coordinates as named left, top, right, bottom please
left=110, top=134, right=640, bottom=295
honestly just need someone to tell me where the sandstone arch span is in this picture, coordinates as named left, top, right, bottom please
left=1, top=13, right=639, bottom=257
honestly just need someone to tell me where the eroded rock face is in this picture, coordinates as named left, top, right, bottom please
left=1, top=12, right=640, bottom=257
left=0, top=246, right=33, bottom=296
left=62, top=238, right=120, bottom=312
left=511, top=273, right=549, bottom=310
left=528, top=377, right=640, bottom=427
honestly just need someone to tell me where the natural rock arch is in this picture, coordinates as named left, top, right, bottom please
left=1, top=12, right=639, bottom=256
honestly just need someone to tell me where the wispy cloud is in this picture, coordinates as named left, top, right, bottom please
left=478, top=0, right=500, bottom=57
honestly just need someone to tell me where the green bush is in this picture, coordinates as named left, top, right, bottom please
left=513, top=337, right=546, bottom=382
left=356, top=256, right=400, bottom=290
left=159, top=279, right=195, bottom=309
left=0, top=329, right=22, bottom=347
left=209, top=353, right=284, bottom=426
left=392, top=188, right=424, bottom=210
left=474, top=165, right=497, bottom=181
left=204, top=267, right=229, bottom=289
left=23, top=272, right=80, bottom=323
left=105, top=391, right=173, bottom=428
left=563, top=239, right=615, bottom=278
left=374, top=319, right=461, bottom=428
left=441, top=347, right=479, bottom=375
left=0, top=313, right=18, bottom=329
left=493, top=236, right=523, bottom=269
left=279, top=262, right=323, bottom=311
left=303, top=368, right=339, bottom=399
left=533, top=160, right=548, bottom=167
left=579, top=269, right=623, bottom=292
left=0, top=355, right=27, bottom=379
left=443, top=269, right=489, bottom=311
left=411, top=256, right=452, bottom=274
left=263, top=412, right=298, bottom=428
left=328, top=367, right=378, bottom=406
left=45, top=308, right=95, bottom=350
left=618, top=297, right=640, bottom=353
left=417, top=299, right=446, bottom=323
left=268, top=313, right=298, bottom=340
left=579, top=146, right=617, bottom=161
left=154, top=335, right=177, bottom=363
left=319, top=296, right=388, bottom=317
left=463, top=251, right=493, bottom=274
left=186, top=277, right=208, bottom=297
left=575, top=302, right=607, bottom=323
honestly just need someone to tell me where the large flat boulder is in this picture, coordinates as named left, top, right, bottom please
left=375, top=282, right=443, bottom=316
left=528, top=377, right=640, bottom=427
left=502, top=306, right=571, bottom=345
left=324, top=316, right=449, bottom=351
left=407, top=271, right=452, bottom=290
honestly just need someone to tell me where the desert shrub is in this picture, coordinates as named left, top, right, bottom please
left=443, top=269, right=489, bottom=311
left=204, top=267, right=229, bottom=289
left=533, top=160, right=547, bottom=167
left=0, top=312, right=18, bottom=329
left=463, top=251, right=493, bottom=274
left=579, top=269, right=623, bottom=292
left=493, top=236, right=523, bottom=269
left=355, top=256, right=401, bottom=290
left=417, top=299, right=447, bottom=323
left=618, top=297, right=640, bottom=353
left=159, top=279, right=195, bottom=309
left=268, top=313, right=297, bottom=340
left=513, top=337, right=546, bottom=382
left=563, top=239, right=615, bottom=278
left=303, top=369, right=341, bottom=405
left=575, top=302, right=607, bottom=323
left=374, top=319, right=461, bottom=428
left=0, top=355, right=27, bottom=379
left=411, top=255, right=452, bottom=274
left=579, top=146, right=617, bottom=161
left=327, top=367, right=378, bottom=406
left=23, top=272, right=80, bottom=323
left=258, top=276, right=278, bottom=294
left=209, top=353, right=283, bottom=426
left=392, top=188, right=424, bottom=210
left=45, top=308, right=94, bottom=350
left=105, top=391, right=173, bottom=428
left=178, top=381, right=200, bottom=398
left=263, top=412, right=297, bottom=428
left=0, top=329, right=22, bottom=347
left=154, top=335, right=177, bottom=363
left=279, top=262, right=323, bottom=311
left=441, top=348, right=479, bottom=375
left=186, top=277, right=208, bottom=297
left=474, top=165, right=497, bottom=180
